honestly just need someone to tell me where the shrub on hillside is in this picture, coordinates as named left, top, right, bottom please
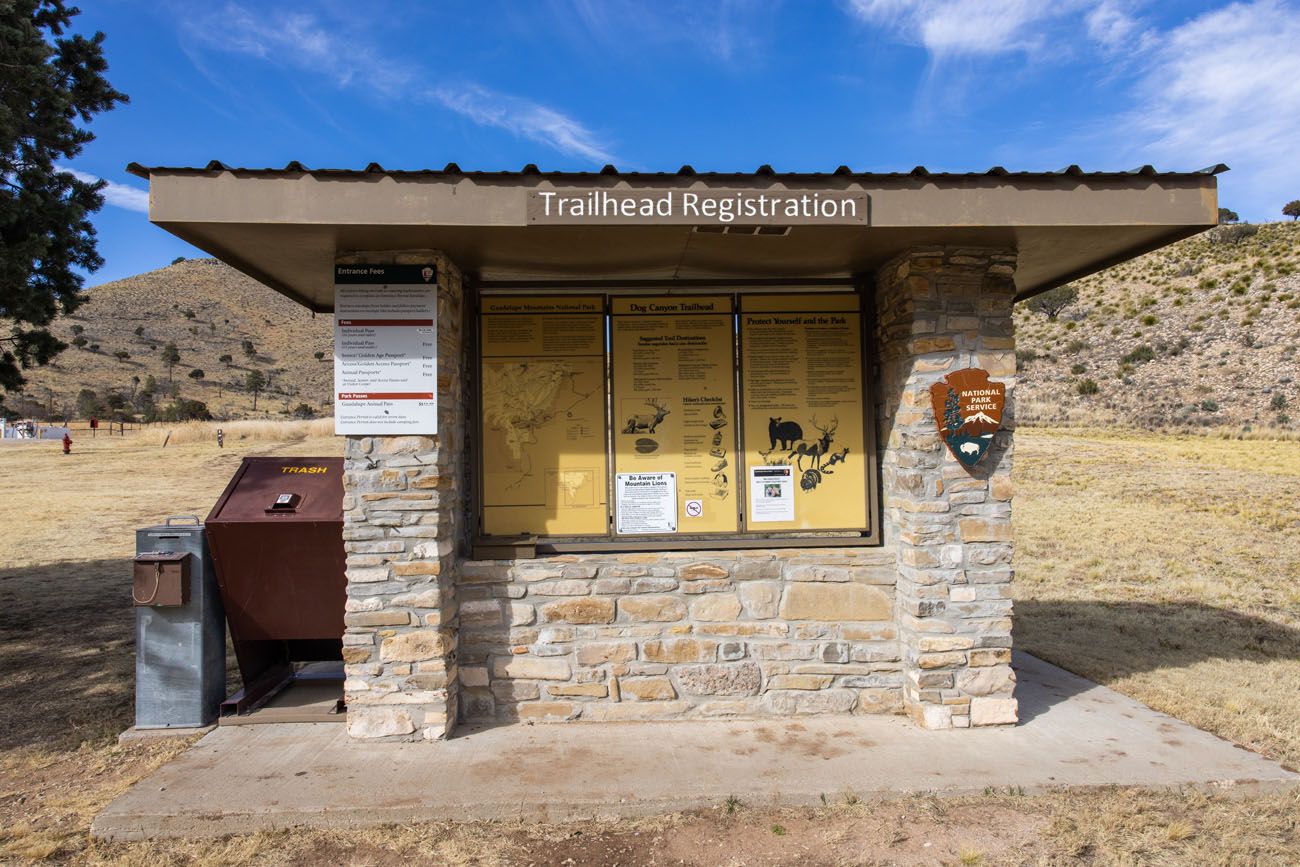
left=75, top=388, right=101, bottom=418
left=1076, top=378, right=1099, bottom=396
left=103, top=391, right=134, bottom=422
left=161, top=342, right=181, bottom=380
left=1121, top=345, right=1156, bottom=365
left=1025, top=285, right=1078, bottom=319
left=1209, top=224, right=1258, bottom=245
left=160, top=398, right=212, bottom=421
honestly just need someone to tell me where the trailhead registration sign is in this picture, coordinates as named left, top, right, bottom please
left=334, top=264, right=438, bottom=435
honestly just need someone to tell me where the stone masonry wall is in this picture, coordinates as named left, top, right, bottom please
left=457, top=548, right=901, bottom=721
left=339, top=251, right=466, bottom=741
left=875, top=246, right=1019, bottom=729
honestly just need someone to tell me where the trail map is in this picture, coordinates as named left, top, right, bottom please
left=478, top=297, right=608, bottom=537
left=482, top=360, right=596, bottom=491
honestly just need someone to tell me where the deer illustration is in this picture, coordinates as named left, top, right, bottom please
left=623, top=398, right=670, bottom=434
left=789, top=415, right=838, bottom=472
left=768, top=417, right=803, bottom=451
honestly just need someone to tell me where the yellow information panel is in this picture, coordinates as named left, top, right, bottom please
left=610, top=296, right=739, bottom=535
left=479, top=296, right=607, bottom=536
left=739, top=294, right=868, bottom=532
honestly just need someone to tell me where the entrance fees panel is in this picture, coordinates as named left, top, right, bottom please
left=334, top=265, right=438, bottom=435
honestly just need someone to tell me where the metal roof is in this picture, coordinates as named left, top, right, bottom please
left=126, top=161, right=1230, bottom=181
left=133, top=160, right=1222, bottom=311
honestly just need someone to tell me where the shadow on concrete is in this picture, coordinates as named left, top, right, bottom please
left=1012, top=598, right=1300, bottom=723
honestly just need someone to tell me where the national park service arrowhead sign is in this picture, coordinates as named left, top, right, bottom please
left=930, top=368, right=1005, bottom=468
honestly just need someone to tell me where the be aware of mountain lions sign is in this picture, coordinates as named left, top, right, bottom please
left=929, top=368, right=1005, bottom=468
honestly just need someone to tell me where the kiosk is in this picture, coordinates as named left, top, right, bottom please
left=127, top=161, right=1222, bottom=739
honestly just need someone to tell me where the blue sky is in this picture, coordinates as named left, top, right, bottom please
left=65, top=0, right=1300, bottom=285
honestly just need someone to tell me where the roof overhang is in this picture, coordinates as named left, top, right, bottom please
left=127, top=164, right=1223, bottom=312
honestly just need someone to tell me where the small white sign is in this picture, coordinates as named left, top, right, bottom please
left=616, top=472, right=677, bottom=534
left=684, top=499, right=703, bottom=518
left=334, top=265, right=438, bottom=435
left=749, top=465, right=795, bottom=522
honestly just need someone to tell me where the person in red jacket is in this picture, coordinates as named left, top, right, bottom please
left=62, top=433, right=72, bottom=455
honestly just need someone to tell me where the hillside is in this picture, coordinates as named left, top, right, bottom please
left=6, top=224, right=1300, bottom=427
left=7, top=258, right=334, bottom=421
left=1014, top=221, right=1300, bottom=431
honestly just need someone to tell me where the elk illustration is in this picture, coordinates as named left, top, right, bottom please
left=789, top=415, right=838, bottom=472
left=768, top=417, right=803, bottom=451
left=623, top=398, right=670, bottom=434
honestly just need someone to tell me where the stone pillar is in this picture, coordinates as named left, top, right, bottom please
left=338, top=251, right=466, bottom=741
left=875, top=247, right=1019, bottom=729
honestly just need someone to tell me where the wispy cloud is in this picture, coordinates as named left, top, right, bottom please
left=847, top=0, right=1300, bottom=218
left=430, top=85, right=614, bottom=164
left=845, top=0, right=1086, bottom=59
left=561, top=0, right=774, bottom=66
left=57, top=166, right=150, bottom=213
left=180, top=3, right=615, bottom=164
left=1084, top=0, right=1143, bottom=53
left=1118, top=0, right=1300, bottom=215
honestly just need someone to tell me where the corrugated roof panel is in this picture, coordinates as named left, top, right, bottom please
left=124, top=161, right=1230, bottom=181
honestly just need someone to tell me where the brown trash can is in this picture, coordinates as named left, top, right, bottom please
left=205, top=457, right=346, bottom=713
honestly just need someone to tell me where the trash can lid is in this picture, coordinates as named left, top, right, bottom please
left=206, top=457, right=344, bottom=524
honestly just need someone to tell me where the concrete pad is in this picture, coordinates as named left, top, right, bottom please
left=92, top=653, right=1298, bottom=840
left=117, top=724, right=215, bottom=744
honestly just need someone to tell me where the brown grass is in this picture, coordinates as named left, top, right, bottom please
left=0, top=424, right=341, bottom=571
left=1, top=426, right=1297, bottom=864
left=1012, top=428, right=1300, bottom=768
left=136, top=418, right=335, bottom=447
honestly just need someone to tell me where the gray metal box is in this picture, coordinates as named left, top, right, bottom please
left=134, top=516, right=225, bottom=728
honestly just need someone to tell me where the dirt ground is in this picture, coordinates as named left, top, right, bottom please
left=1, top=427, right=1298, bottom=864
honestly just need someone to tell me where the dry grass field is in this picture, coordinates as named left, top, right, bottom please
left=0, top=425, right=1297, bottom=864
left=1013, top=429, right=1300, bottom=770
